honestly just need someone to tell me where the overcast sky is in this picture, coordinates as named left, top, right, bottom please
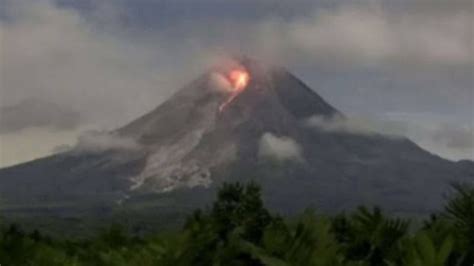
left=0, top=0, right=473, bottom=167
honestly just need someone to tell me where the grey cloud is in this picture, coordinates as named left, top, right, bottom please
left=0, top=0, right=212, bottom=131
left=304, top=114, right=377, bottom=135
left=51, top=144, right=73, bottom=154
left=304, top=114, right=405, bottom=138
left=383, top=113, right=474, bottom=161
left=306, top=113, right=474, bottom=161
left=0, top=127, right=80, bottom=167
left=432, top=124, right=474, bottom=150
left=0, top=98, right=81, bottom=133
left=75, top=130, right=141, bottom=153
left=256, top=2, right=473, bottom=69
left=409, top=124, right=474, bottom=161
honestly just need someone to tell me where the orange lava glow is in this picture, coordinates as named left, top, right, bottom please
left=219, top=68, right=250, bottom=112
left=228, top=69, right=250, bottom=92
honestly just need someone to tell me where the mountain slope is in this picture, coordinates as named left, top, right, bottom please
left=0, top=57, right=472, bottom=219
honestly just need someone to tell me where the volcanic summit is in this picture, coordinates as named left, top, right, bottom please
left=0, top=57, right=472, bottom=221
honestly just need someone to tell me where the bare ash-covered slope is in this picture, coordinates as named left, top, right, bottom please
left=0, top=57, right=472, bottom=217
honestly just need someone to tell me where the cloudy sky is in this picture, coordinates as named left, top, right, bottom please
left=0, top=0, right=473, bottom=167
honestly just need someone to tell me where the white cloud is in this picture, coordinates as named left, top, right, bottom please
left=258, top=133, right=302, bottom=162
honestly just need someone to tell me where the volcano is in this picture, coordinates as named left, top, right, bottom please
left=0, top=57, right=472, bottom=226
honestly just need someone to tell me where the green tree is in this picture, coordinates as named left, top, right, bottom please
left=338, top=206, right=409, bottom=266
left=400, top=232, right=453, bottom=266
left=177, top=182, right=273, bottom=265
left=443, top=183, right=474, bottom=265
left=1, top=180, right=472, bottom=266
left=211, top=182, right=272, bottom=243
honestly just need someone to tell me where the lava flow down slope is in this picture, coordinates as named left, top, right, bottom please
left=0, top=57, right=472, bottom=219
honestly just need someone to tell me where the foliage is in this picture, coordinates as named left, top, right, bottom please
left=0, top=182, right=472, bottom=265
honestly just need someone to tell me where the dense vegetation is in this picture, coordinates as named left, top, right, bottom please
left=0, top=182, right=473, bottom=266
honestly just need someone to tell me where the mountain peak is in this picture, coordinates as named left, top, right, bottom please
left=118, top=57, right=340, bottom=140
left=0, top=56, right=472, bottom=222
left=218, top=56, right=340, bottom=117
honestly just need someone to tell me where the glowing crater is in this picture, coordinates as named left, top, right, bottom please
left=219, top=68, right=250, bottom=112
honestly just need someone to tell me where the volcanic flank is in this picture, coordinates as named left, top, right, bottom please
left=0, top=57, right=472, bottom=221
left=116, top=57, right=341, bottom=193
